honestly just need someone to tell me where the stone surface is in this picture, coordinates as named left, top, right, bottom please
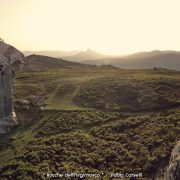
left=22, top=105, right=30, bottom=110
left=39, top=106, right=45, bottom=111
left=0, top=41, right=24, bottom=133
left=27, top=95, right=45, bottom=107
left=16, top=99, right=30, bottom=105
left=165, top=141, right=180, bottom=180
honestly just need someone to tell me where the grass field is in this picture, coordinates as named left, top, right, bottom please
left=0, top=67, right=179, bottom=179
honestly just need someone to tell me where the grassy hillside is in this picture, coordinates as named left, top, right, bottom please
left=0, top=109, right=179, bottom=179
left=0, top=64, right=180, bottom=179
left=74, top=74, right=180, bottom=111
left=22, top=55, right=96, bottom=72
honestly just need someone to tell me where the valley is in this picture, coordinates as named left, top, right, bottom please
left=0, top=56, right=180, bottom=179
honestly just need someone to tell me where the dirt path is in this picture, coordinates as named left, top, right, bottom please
left=46, top=85, right=84, bottom=110
left=45, top=75, right=102, bottom=110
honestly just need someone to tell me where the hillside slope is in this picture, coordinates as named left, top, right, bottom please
left=83, top=51, right=180, bottom=71
left=0, top=68, right=180, bottom=179
left=22, top=54, right=96, bottom=72
left=74, top=74, right=180, bottom=111
left=23, top=50, right=79, bottom=57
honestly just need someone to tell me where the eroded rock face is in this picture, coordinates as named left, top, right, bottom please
left=0, top=42, right=24, bottom=133
left=165, top=141, right=180, bottom=180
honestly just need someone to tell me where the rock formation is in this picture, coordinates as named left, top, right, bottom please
left=0, top=41, right=24, bottom=133
left=165, top=141, right=180, bottom=180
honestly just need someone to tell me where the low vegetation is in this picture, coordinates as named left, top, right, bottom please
left=0, top=66, right=180, bottom=179
left=34, top=110, right=126, bottom=137
left=74, top=76, right=180, bottom=111
left=0, top=109, right=179, bottom=179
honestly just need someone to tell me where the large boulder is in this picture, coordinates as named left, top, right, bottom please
left=27, top=95, right=45, bottom=107
left=165, top=141, right=180, bottom=180
left=0, top=41, right=24, bottom=133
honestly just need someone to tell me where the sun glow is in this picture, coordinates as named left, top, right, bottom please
left=1, top=0, right=180, bottom=55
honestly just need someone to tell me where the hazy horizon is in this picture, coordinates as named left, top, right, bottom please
left=1, top=0, right=180, bottom=55
left=23, top=48, right=180, bottom=57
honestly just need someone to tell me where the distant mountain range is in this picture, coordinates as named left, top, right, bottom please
left=63, top=48, right=111, bottom=62
left=23, top=49, right=111, bottom=62
left=23, top=50, right=180, bottom=71
left=83, top=50, right=180, bottom=71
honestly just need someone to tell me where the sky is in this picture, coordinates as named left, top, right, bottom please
left=0, top=0, right=180, bottom=55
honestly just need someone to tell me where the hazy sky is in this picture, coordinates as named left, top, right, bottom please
left=1, top=0, right=180, bottom=55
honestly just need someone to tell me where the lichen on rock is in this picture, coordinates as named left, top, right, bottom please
left=0, top=42, right=24, bottom=134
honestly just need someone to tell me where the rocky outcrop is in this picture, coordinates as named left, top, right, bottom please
left=27, top=95, right=45, bottom=107
left=165, top=141, right=180, bottom=180
left=0, top=42, right=24, bottom=133
left=15, top=96, right=45, bottom=111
